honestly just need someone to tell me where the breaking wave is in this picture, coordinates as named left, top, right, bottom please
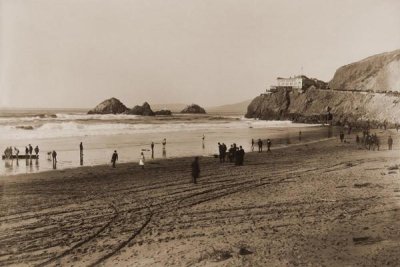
left=0, top=119, right=317, bottom=140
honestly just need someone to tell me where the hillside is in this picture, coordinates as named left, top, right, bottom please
left=329, top=49, right=400, bottom=92
left=246, top=49, right=400, bottom=126
left=207, top=99, right=252, bottom=115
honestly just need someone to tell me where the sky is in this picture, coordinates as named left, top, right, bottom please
left=0, top=0, right=399, bottom=108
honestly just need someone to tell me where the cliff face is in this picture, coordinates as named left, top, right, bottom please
left=88, top=98, right=128, bottom=114
left=246, top=88, right=400, bottom=126
left=329, top=49, right=400, bottom=92
left=246, top=49, right=400, bottom=126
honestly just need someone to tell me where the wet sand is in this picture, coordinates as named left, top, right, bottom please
left=1, top=131, right=400, bottom=266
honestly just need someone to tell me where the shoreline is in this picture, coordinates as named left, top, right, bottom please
left=0, top=134, right=337, bottom=180
left=2, top=131, right=400, bottom=266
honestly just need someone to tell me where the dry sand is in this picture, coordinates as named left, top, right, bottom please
left=1, top=131, right=400, bottom=266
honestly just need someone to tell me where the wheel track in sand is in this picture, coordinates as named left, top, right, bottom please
left=2, top=142, right=378, bottom=266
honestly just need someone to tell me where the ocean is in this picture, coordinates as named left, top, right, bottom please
left=0, top=109, right=337, bottom=176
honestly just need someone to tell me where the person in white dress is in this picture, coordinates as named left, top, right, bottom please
left=139, top=152, right=145, bottom=169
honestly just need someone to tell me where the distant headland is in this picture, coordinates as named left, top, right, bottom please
left=246, top=49, right=400, bottom=127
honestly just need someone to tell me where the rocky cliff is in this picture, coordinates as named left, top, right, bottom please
left=246, top=88, right=400, bottom=126
left=246, top=49, right=400, bottom=126
left=329, top=49, right=400, bottom=92
left=87, top=98, right=128, bottom=114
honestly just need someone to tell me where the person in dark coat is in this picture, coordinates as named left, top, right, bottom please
left=80, top=142, right=83, bottom=154
left=339, top=131, right=345, bottom=143
left=388, top=135, right=393, bottom=150
left=251, top=139, right=254, bottom=151
left=218, top=142, right=224, bottom=163
left=34, top=146, right=39, bottom=156
left=151, top=142, right=155, bottom=159
left=222, top=143, right=227, bottom=162
left=191, top=157, right=200, bottom=184
left=111, top=150, right=118, bottom=168
left=258, top=139, right=263, bottom=153
left=28, top=144, right=33, bottom=155
left=236, top=146, right=245, bottom=166
left=52, top=150, right=57, bottom=168
left=228, top=145, right=235, bottom=162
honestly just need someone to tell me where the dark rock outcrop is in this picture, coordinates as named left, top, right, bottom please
left=329, top=49, right=400, bottom=92
left=88, top=97, right=128, bottom=114
left=154, top=109, right=172, bottom=116
left=246, top=87, right=400, bottom=127
left=180, top=104, right=206, bottom=114
left=126, top=102, right=155, bottom=116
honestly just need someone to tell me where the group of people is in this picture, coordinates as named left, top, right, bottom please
left=352, top=129, right=394, bottom=151
left=111, top=139, right=168, bottom=169
left=251, top=138, right=272, bottom=153
left=3, top=144, right=40, bottom=159
left=217, top=143, right=245, bottom=166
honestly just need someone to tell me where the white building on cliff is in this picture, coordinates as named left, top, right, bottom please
left=268, top=75, right=327, bottom=93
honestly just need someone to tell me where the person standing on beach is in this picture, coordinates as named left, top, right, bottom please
left=388, top=135, right=393, bottom=150
left=235, top=146, right=245, bottom=166
left=191, top=157, right=200, bottom=184
left=222, top=143, right=227, bottom=162
left=228, top=145, right=234, bottom=162
left=162, top=138, right=167, bottom=149
left=257, top=139, right=263, bottom=153
left=299, top=131, right=302, bottom=142
left=339, top=131, right=345, bottom=143
left=25, top=146, right=28, bottom=156
left=251, top=139, right=254, bottom=151
left=52, top=150, right=57, bottom=167
left=375, top=134, right=380, bottom=151
left=218, top=143, right=223, bottom=163
left=34, top=146, right=39, bottom=156
left=14, top=147, right=19, bottom=158
left=28, top=144, right=33, bottom=156
left=267, top=139, right=272, bottom=152
left=80, top=142, right=83, bottom=155
left=151, top=142, right=154, bottom=159
left=111, top=150, right=118, bottom=168
left=139, top=152, right=145, bottom=169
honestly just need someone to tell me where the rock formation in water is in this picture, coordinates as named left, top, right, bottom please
left=329, top=49, right=400, bottom=92
left=126, top=102, right=155, bottom=116
left=87, top=97, right=128, bottom=114
left=246, top=49, right=400, bottom=126
left=154, top=109, right=172, bottom=116
left=180, top=104, right=206, bottom=114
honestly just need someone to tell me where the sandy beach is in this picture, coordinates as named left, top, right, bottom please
left=1, top=131, right=400, bottom=266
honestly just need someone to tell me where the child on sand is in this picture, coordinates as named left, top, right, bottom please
left=139, top=152, right=145, bottom=169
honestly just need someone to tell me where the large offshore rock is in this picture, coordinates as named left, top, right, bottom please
left=154, top=109, right=172, bottom=116
left=180, top=104, right=206, bottom=114
left=126, top=102, right=155, bottom=116
left=87, top=97, right=128, bottom=114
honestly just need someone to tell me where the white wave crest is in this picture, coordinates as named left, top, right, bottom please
left=0, top=119, right=317, bottom=140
